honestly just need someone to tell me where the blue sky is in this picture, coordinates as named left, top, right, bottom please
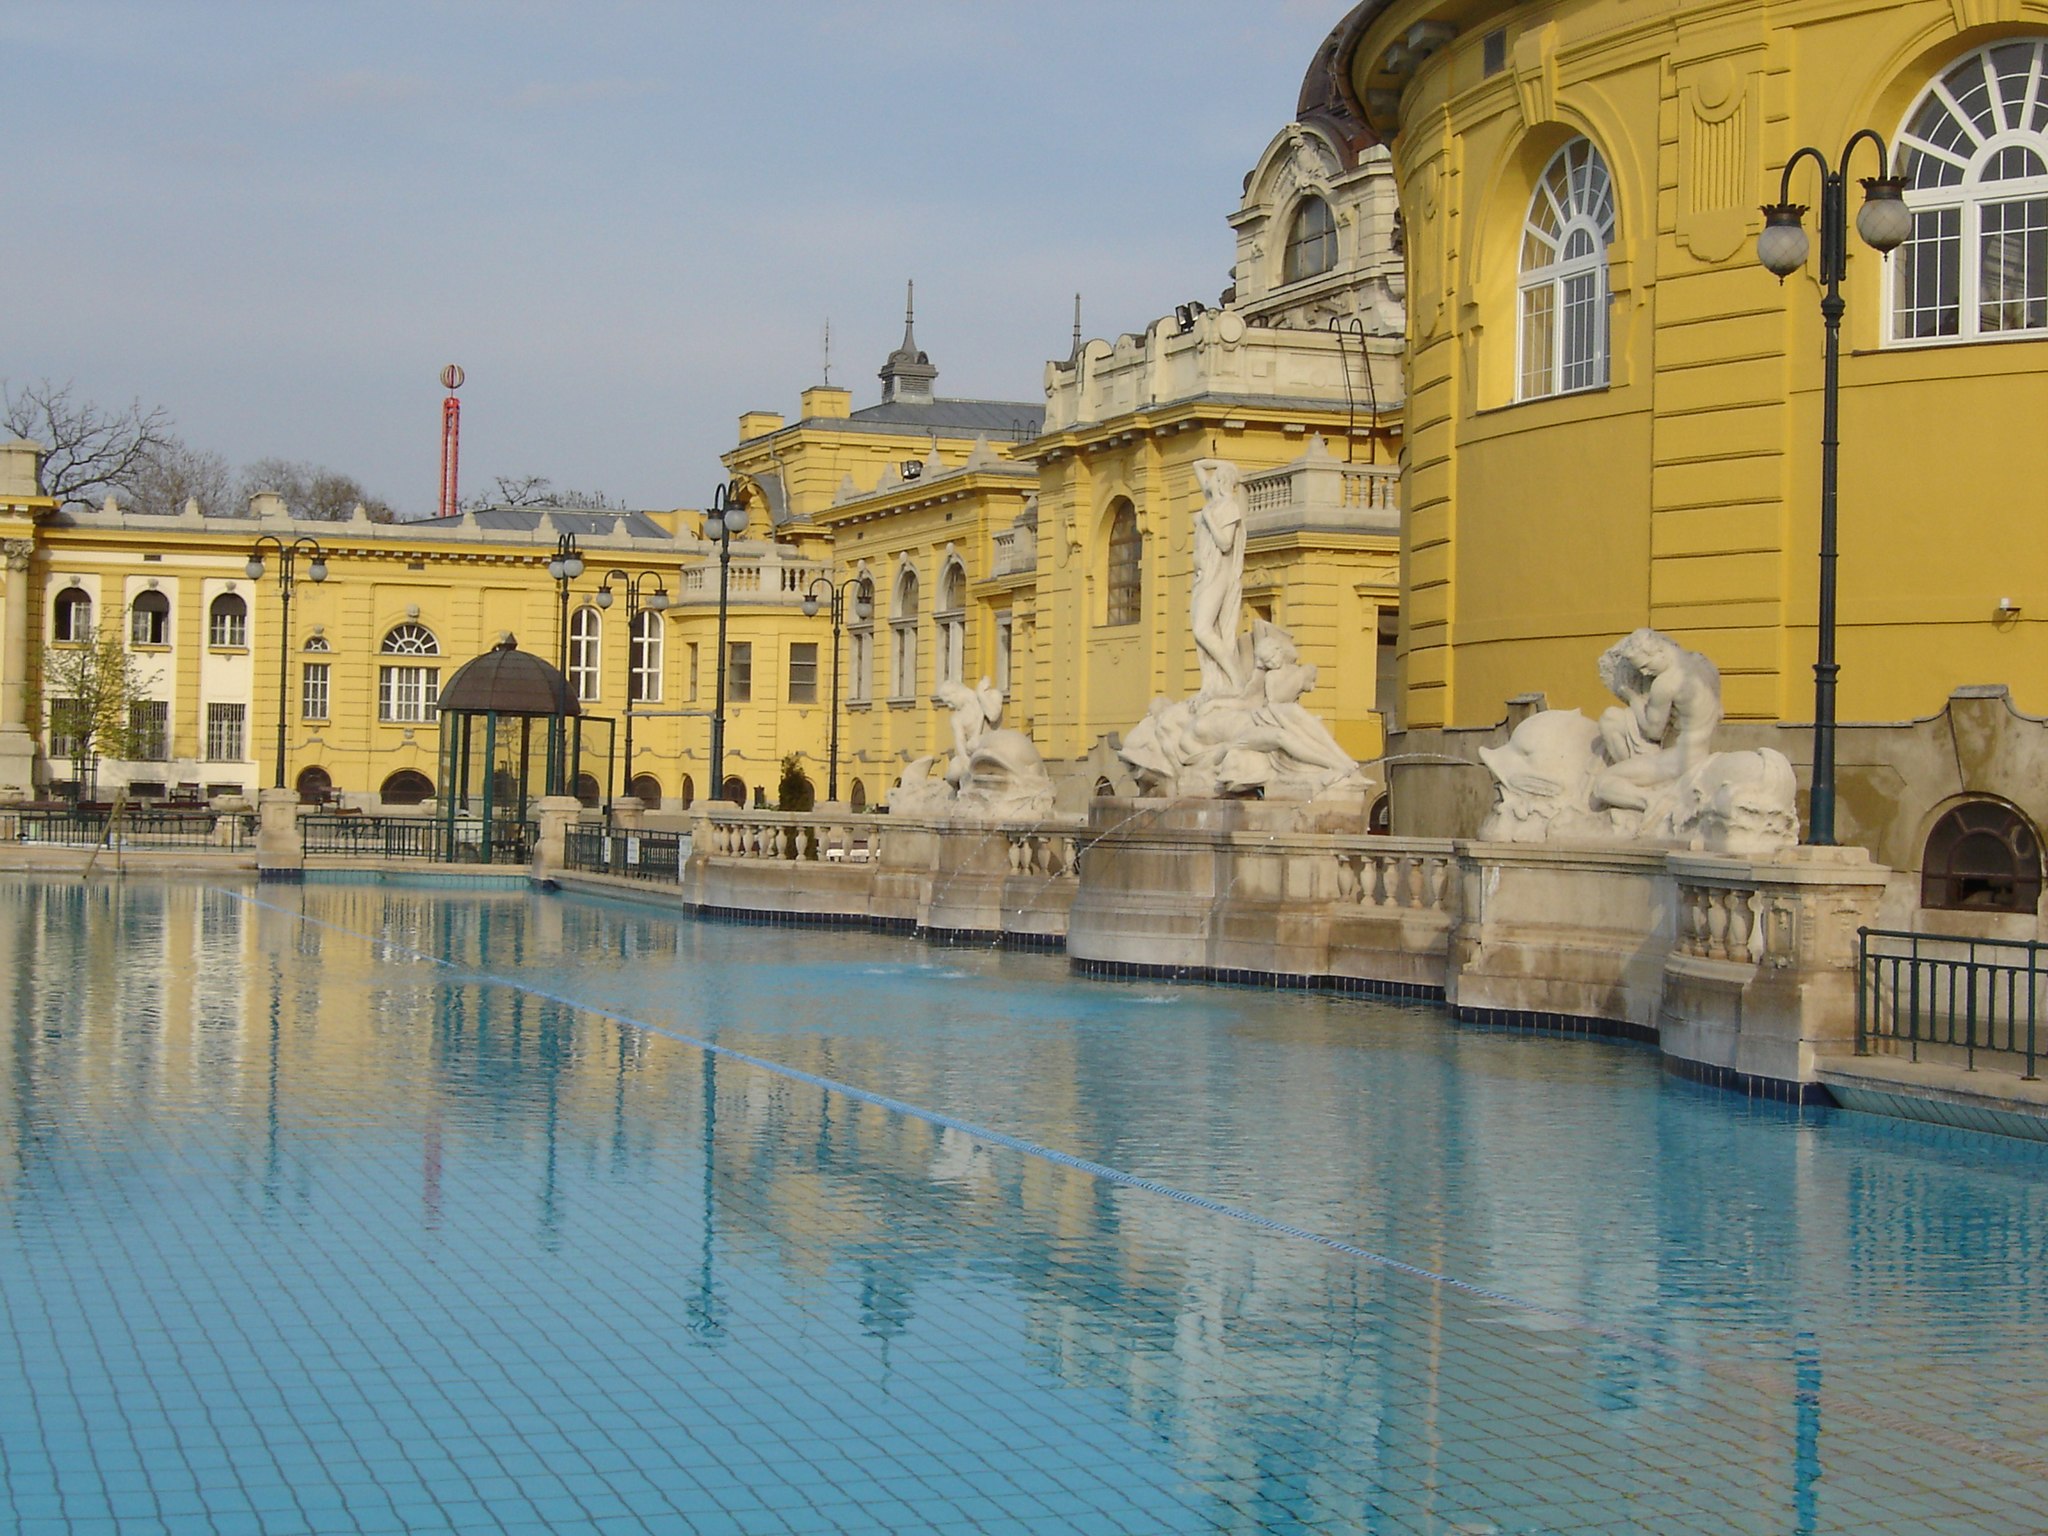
left=2, top=2, right=1340, bottom=513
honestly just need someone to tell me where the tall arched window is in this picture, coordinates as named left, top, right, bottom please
left=629, top=609, right=663, bottom=703
left=1894, top=39, right=2048, bottom=342
left=378, top=624, right=440, bottom=723
left=208, top=592, right=247, bottom=648
left=52, top=587, right=93, bottom=642
left=936, top=559, right=967, bottom=686
left=129, top=590, right=169, bottom=646
left=1105, top=502, right=1143, bottom=626
left=1282, top=195, right=1338, bottom=283
left=568, top=605, right=601, bottom=702
left=891, top=567, right=920, bottom=700
left=1922, top=799, right=2043, bottom=911
left=1519, top=138, right=1616, bottom=399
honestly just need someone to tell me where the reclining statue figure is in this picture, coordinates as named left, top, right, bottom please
left=888, top=677, right=1056, bottom=821
left=1478, top=627, right=1799, bottom=854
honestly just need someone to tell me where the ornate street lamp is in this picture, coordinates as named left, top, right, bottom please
left=1756, top=133, right=1910, bottom=847
left=802, top=570, right=876, bottom=804
left=244, top=534, right=329, bottom=791
left=545, top=533, right=586, bottom=675
left=705, top=482, right=750, bottom=803
left=594, top=568, right=670, bottom=803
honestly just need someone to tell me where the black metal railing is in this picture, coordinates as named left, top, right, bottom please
left=562, top=825, right=685, bottom=882
left=3, top=807, right=253, bottom=851
left=1857, top=927, right=2042, bottom=1079
left=302, top=815, right=446, bottom=860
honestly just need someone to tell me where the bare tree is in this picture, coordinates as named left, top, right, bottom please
left=128, top=440, right=234, bottom=517
left=3, top=379, right=175, bottom=510
left=470, top=473, right=620, bottom=510
left=239, top=457, right=396, bottom=522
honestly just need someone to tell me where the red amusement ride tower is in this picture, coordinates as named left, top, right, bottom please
left=437, top=364, right=465, bottom=518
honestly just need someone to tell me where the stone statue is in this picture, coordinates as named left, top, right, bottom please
left=1119, top=459, right=1360, bottom=801
left=888, top=676, right=1056, bottom=821
left=1478, top=628, right=1800, bottom=854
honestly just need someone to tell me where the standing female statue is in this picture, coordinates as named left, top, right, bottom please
left=1189, top=459, right=1250, bottom=698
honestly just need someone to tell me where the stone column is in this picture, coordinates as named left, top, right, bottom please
left=255, top=786, right=303, bottom=877
left=531, top=794, right=583, bottom=878
left=0, top=538, right=35, bottom=796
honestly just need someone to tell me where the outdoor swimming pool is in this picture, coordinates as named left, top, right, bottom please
left=2, top=874, right=2044, bottom=1535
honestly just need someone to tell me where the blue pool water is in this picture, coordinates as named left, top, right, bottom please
left=2, top=876, right=2045, bottom=1535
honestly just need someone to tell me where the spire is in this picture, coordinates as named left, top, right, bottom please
left=878, top=278, right=939, bottom=405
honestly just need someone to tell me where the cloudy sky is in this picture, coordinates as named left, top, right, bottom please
left=3, top=2, right=1341, bottom=515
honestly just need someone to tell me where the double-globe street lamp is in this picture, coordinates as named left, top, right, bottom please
left=543, top=533, right=587, bottom=795
left=704, top=482, right=750, bottom=804
left=801, top=571, right=874, bottom=805
left=1756, top=133, right=1911, bottom=847
left=594, top=568, right=670, bottom=803
left=245, top=534, right=328, bottom=792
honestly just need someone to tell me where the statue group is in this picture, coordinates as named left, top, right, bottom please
left=889, top=676, right=1057, bottom=821
left=1120, top=460, right=1360, bottom=800
left=1478, top=628, right=1801, bottom=854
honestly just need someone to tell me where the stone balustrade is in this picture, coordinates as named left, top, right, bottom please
left=1007, top=827, right=1078, bottom=878
left=674, top=558, right=830, bottom=606
left=1242, top=438, right=1400, bottom=537
left=1333, top=843, right=1455, bottom=914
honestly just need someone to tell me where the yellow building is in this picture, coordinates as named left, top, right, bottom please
left=0, top=438, right=834, bottom=814
left=1321, top=0, right=2048, bottom=733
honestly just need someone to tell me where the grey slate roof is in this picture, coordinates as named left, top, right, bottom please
left=449, top=508, right=676, bottom=540
left=847, top=397, right=1043, bottom=436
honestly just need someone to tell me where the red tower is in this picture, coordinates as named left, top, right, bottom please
left=437, top=364, right=465, bottom=518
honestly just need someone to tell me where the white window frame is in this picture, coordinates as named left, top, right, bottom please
left=1282, top=195, right=1338, bottom=284
left=629, top=609, right=663, bottom=704
left=53, top=589, right=93, bottom=644
left=205, top=702, right=247, bottom=762
left=129, top=591, right=170, bottom=647
left=568, top=606, right=601, bottom=702
left=301, top=662, right=330, bottom=723
left=890, top=568, right=920, bottom=701
left=848, top=625, right=873, bottom=704
left=995, top=612, right=1013, bottom=696
left=935, top=560, right=967, bottom=687
left=1516, top=138, right=1616, bottom=401
left=726, top=641, right=753, bottom=704
left=378, top=666, right=439, bottom=724
left=788, top=640, right=819, bottom=705
left=1890, top=39, right=2048, bottom=345
left=208, top=593, right=248, bottom=649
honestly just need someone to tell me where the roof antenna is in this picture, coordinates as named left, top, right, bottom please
left=822, top=318, right=832, bottom=386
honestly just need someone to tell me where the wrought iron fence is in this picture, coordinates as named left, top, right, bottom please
left=3, top=807, right=254, bottom=851
left=1857, top=927, right=2042, bottom=1079
left=302, top=815, right=446, bottom=860
left=562, top=825, right=685, bottom=881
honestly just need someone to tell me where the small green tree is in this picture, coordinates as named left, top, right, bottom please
left=776, top=753, right=815, bottom=812
left=43, top=629, right=158, bottom=800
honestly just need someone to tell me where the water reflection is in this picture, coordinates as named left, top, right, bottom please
left=3, top=875, right=2047, bottom=1534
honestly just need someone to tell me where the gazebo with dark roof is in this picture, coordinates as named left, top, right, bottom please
left=436, top=635, right=612, bottom=861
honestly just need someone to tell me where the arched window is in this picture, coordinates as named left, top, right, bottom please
left=303, top=633, right=330, bottom=652
left=208, top=592, right=247, bottom=648
left=129, top=590, right=169, bottom=646
left=53, top=587, right=94, bottom=643
left=568, top=605, right=601, bottom=702
left=891, top=567, right=920, bottom=699
left=380, top=623, right=438, bottom=655
left=628, top=773, right=663, bottom=808
left=378, top=624, right=440, bottom=723
left=1519, top=138, right=1616, bottom=399
left=679, top=773, right=696, bottom=809
left=379, top=769, right=434, bottom=806
left=629, top=609, right=663, bottom=703
left=721, top=775, right=747, bottom=805
left=849, top=778, right=867, bottom=813
left=1105, top=501, right=1142, bottom=626
left=1282, top=195, right=1338, bottom=283
left=1894, top=39, right=2048, bottom=342
left=573, top=772, right=602, bottom=809
left=1922, top=799, right=2043, bottom=911
left=296, top=765, right=333, bottom=805
left=936, top=559, right=967, bottom=686
left=1094, top=776, right=1116, bottom=799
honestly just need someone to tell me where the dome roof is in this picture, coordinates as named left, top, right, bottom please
left=438, top=635, right=580, bottom=717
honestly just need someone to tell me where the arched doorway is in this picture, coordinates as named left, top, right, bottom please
left=628, top=773, right=663, bottom=809
left=722, top=776, right=746, bottom=805
left=1922, top=800, right=2043, bottom=912
left=295, top=765, right=333, bottom=806
left=679, top=774, right=695, bottom=809
left=380, top=769, right=434, bottom=807
left=574, top=773, right=602, bottom=809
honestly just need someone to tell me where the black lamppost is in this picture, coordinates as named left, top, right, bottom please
left=705, top=482, right=749, bottom=804
left=244, top=534, right=328, bottom=791
left=545, top=533, right=585, bottom=674
left=1756, top=135, right=1911, bottom=847
left=595, top=568, right=670, bottom=801
left=802, top=571, right=874, bottom=804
